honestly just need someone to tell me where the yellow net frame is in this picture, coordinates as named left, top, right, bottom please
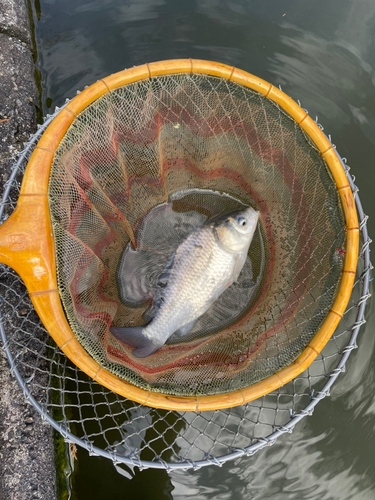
left=0, top=59, right=359, bottom=410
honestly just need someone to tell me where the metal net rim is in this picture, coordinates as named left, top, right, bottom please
left=0, top=101, right=371, bottom=470
left=1, top=61, right=360, bottom=411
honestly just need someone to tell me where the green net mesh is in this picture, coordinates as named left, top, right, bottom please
left=48, top=73, right=346, bottom=397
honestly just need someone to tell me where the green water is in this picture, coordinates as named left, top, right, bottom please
left=31, top=0, right=375, bottom=498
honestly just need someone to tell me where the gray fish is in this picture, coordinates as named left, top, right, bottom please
left=110, top=206, right=260, bottom=357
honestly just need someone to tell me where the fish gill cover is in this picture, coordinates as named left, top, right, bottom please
left=48, top=73, right=346, bottom=397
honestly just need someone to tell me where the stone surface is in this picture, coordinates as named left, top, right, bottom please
left=0, top=351, right=57, bottom=500
left=0, top=33, right=38, bottom=200
left=0, top=0, right=32, bottom=45
left=0, top=3, right=57, bottom=499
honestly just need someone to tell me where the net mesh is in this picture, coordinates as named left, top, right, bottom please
left=48, top=73, right=346, bottom=397
left=0, top=240, right=368, bottom=469
left=0, top=111, right=371, bottom=470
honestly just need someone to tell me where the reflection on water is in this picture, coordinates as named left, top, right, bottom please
left=31, top=0, right=375, bottom=498
left=269, top=26, right=375, bottom=134
left=171, top=297, right=375, bottom=500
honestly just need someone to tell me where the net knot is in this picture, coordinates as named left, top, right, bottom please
left=359, top=215, right=369, bottom=231
left=86, top=440, right=99, bottom=457
left=351, top=319, right=367, bottom=330
left=59, top=425, right=69, bottom=439
left=356, top=293, right=371, bottom=307
left=1, top=338, right=10, bottom=352
left=158, top=458, right=174, bottom=472
left=205, top=455, right=223, bottom=467
left=341, top=344, right=358, bottom=354
left=330, top=367, right=345, bottom=377
left=297, top=409, right=314, bottom=417
left=277, top=425, right=293, bottom=434
left=361, top=238, right=372, bottom=256
left=314, top=390, right=329, bottom=400
left=22, top=386, right=32, bottom=402
left=108, top=449, right=120, bottom=465
left=244, top=449, right=254, bottom=457
left=258, top=437, right=276, bottom=448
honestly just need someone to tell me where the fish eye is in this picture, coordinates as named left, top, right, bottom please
left=236, top=216, right=247, bottom=227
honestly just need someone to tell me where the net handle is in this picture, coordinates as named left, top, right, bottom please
left=0, top=59, right=359, bottom=411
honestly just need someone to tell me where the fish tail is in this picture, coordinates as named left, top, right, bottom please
left=109, top=326, right=161, bottom=358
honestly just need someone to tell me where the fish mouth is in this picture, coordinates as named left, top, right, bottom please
left=244, top=207, right=260, bottom=223
left=244, top=206, right=260, bottom=217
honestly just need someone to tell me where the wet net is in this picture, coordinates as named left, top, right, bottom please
left=48, top=73, right=346, bottom=397
left=0, top=99, right=371, bottom=471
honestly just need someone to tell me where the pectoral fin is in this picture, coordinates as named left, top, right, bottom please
left=110, top=326, right=162, bottom=358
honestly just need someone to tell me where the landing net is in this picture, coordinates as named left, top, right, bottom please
left=0, top=103, right=370, bottom=470
left=48, top=74, right=346, bottom=397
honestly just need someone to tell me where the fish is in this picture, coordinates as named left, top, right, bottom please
left=110, top=206, right=260, bottom=358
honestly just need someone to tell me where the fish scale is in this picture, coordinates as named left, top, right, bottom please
left=110, top=206, right=259, bottom=357
left=146, top=226, right=236, bottom=342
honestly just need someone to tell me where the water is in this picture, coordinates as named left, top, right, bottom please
left=30, top=0, right=375, bottom=498
left=118, top=193, right=263, bottom=344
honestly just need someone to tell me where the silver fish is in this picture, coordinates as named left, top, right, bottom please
left=110, top=206, right=260, bottom=357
